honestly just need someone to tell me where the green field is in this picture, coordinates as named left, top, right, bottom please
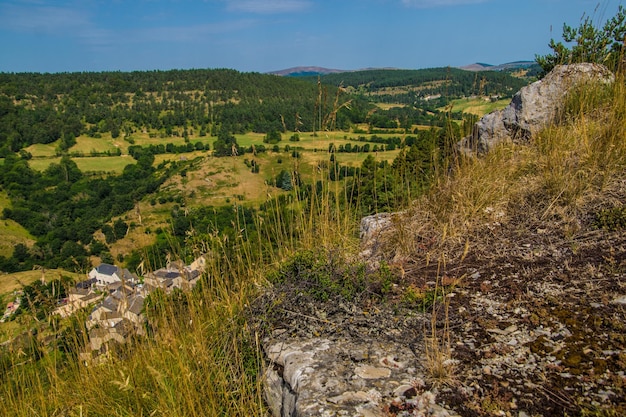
left=0, top=191, right=35, bottom=258
left=73, top=156, right=135, bottom=173
left=25, top=142, right=60, bottom=158
left=447, top=97, right=510, bottom=116
left=0, top=269, right=83, bottom=297
left=29, top=155, right=135, bottom=174
left=72, top=136, right=121, bottom=154
left=25, top=130, right=405, bottom=176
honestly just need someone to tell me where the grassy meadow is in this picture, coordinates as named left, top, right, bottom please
left=447, top=96, right=510, bottom=116
left=0, top=191, right=35, bottom=258
left=0, top=269, right=83, bottom=296
left=21, top=129, right=401, bottom=266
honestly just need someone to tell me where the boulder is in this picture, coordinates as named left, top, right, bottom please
left=461, top=63, right=614, bottom=153
left=359, top=213, right=393, bottom=242
left=263, top=337, right=457, bottom=417
left=359, top=212, right=397, bottom=264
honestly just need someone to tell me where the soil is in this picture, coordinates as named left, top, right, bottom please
left=401, top=219, right=626, bottom=416
left=253, top=186, right=626, bottom=416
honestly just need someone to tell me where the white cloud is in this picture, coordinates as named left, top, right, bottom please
left=225, top=0, right=311, bottom=14
left=402, top=0, right=490, bottom=8
left=0, top=3, right=92, bottom=35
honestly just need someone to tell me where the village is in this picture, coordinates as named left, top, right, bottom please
left=46, top=255, right=207, bottom=359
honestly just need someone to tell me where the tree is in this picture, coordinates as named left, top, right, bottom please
left=213, top=128, right=240, bottom=157
left=13, top=243, right=30, bottom=263
left=58, top=132, right=76, bottom=152
left=263, top=129, right=282, bottom=144
left=113, top=218, right=129, bottom=240
left=536, top=6, right=626, bottom=76
left=276, top=170, right=293, bottom=191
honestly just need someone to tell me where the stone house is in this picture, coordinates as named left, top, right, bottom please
left=88, top=263, right=137, bottom=286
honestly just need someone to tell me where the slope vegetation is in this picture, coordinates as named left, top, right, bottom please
left=366, top=72, right=626, bottom=415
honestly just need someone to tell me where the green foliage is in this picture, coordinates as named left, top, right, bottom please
left=16, top=275, right=74, bottom=321
left=307, top=67, right=528, bottom=109
left=267, top=250, right=367, bottom=302
left=594, top=206, right=626, bottom=231
left=213, top=128, right=240, bottom=157
left=113, top=218, right=129, bottom=240
left=374, top=261, right=395, bottom=295
left=263, top=129, right=282, bottom=144
left=0, top=147, right=165, bottom=272
left=401, top=285, right=446, bottom=312
left=0, top=69, right=327, bottom=154
left=267, top=251, right=407, bottom=303
left=536, top=6, right=626, bottom=76
left=275, top=170, right=293, bottom=191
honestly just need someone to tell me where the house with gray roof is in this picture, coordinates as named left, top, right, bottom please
left=88, top=263, right=138, bottom=286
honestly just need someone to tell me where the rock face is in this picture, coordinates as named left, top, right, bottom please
left=358, top=212, right=397, bottom=265
left=461, top=63, right=614, bottom=153
left=263, top=337, right=455, bottom=417
left=359, top=213, right=393, bottom=242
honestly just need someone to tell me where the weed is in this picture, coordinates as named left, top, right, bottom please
left=267, top=249, right=369, bottom=302
left=594, top=206, right=626, bottom=231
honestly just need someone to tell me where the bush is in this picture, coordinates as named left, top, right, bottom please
left=594, top=206, right=626, bottom=231
left=536, top=6, right=626, bottom=76
left=266, top=250, right=404, bottom=303
left=268, top=250, right=366, bottom=302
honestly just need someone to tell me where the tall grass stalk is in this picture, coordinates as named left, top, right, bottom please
left=423, top=256, right=456, bottom=386
left=0, top=132, right=363, bottom=417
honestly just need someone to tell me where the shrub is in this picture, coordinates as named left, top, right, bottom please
left=595, top=206, right=626, bottom=231
left=536, top=6, right=626, bottom=76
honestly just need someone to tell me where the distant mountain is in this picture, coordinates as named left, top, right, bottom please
left=460, top=63, right=494, bottom=71
left=271, top=62, right=540, bottom=77
left=268, top=66, right=348, bottom=77
left=460, top=61, right=538, bottom=72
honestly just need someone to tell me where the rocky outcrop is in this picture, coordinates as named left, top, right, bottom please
left=263, top=336, right=456, bottom=417
left=358, top=213, right=395, bottom=262
left=359, top=213, right=393, bottom=242
left=461, top=63, right=614, bottom=153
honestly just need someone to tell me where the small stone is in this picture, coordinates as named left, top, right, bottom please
left=393, top=384, right=414, bottom=397
left=504, top=325, right=518, bottom=334
left=380, top=355, right=405, bottom=369
left=350, top=350, right=368, bottom=362
left=327, top=391, right=369, bottom=405
left=483, top=366, right=492, bottom=375
left=355, top=365, right=391, bottom=379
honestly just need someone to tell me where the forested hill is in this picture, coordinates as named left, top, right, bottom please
left=0, top=69, right=327, bottom=152
left=0, top=67, right=533, bottom=155
left=303, top=67, right=531, bottom=103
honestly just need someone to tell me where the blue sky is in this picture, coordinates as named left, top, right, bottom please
left=0, top=0, right=623, bottom=73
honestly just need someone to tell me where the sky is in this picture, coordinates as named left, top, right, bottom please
left=0, top=0, right=623, bottom=74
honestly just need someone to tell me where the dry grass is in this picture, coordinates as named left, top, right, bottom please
left=423, top=259, right=458, bottom=387
left=0, top=270, right=82, bottom=296
left=390, top=76, right=626, bottom=262
left=377, top=75, right=626, bottom=391
left=0, top=134, right=360, bottom=417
